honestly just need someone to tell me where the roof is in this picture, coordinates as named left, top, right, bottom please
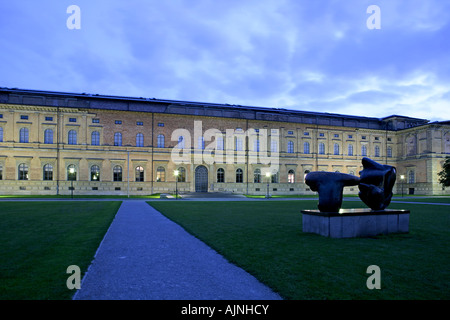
left=0, top=87, right=436, bottom=131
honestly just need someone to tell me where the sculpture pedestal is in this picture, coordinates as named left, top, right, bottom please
left=301, top=208, right=410, bottom=238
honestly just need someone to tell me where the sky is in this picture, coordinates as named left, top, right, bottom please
left=0, top=0, right=449, bottom=121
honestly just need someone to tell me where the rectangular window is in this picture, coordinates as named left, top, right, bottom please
left=92, top=119, right=100, bottom=123
left=136, top=121, right=143, bottom=126
left=69, top=118, right=76, bottom=122
left=20, top=115, right=28, bottom=120
left=362, top=136, right=366, bottom=140
left=303, top=132, right=309, bottom=136
left=334, top=134, right=339, bottom=138
left=288, top=131, right=294, bottom=135
left=0, top=114, right=3, bottom=118
left=45, top=116, right=53, bottom=121
left=319, top=133, right=325, bottom=137
left=375, top=137, right=380, bottom=141
left=158, top=123, right=164, bottom=127
left=348, top=134, right=353, bottom=139
left=115, top=120, right=122, bottom=124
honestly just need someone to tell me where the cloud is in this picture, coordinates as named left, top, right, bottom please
left=0, top=0, right=448, bottom=121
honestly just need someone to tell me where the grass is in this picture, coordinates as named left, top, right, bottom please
left=148, top=199, right=450, bottom=300
left=0, top=201, right=121, bottom=300
left=0, top=193, right=174, bottom=199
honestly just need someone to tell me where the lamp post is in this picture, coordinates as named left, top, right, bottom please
left=69, top=167, right=75, bottom=199
left=174, top=169, right=179, bottom=200
left=265, top=172, right=271, bottom=198
left=400, top=174, right=405, bottom=198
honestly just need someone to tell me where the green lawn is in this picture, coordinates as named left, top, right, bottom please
left=0, top=201, right=121, bottom=300
left=0, top=193, right=169, bottom=199
left=148, top=199, right=450, bottom=300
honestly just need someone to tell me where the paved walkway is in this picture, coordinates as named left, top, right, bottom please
left=73, top=201, right=282, bottom=300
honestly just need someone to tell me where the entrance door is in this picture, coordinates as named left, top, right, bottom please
left=195, top=165, right=208, bottom=192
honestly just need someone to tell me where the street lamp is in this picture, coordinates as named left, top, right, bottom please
left=265, top=172, right=271, bottom=198
left=69, top=167, right=75, bottom=199
left=400, top=174, right=405, bottom=198
left=174, top=169, right=179, bottom=200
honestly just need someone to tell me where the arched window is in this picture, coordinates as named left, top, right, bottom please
left=375, top=145, right=380, bottom=157
left=287, top=141, right=294, bottom=154
left=156, top=166, right=165, bottom=182
left=43, top=164, right=53, bottom=181
left=217, top=168, right=225, bottom=183
left=157, top=134, right=165, bottom=148
left=113, top=165, right=122, bottom=182
left=44, top=129, right=53, bottom=144
left=91, top=131, right=100, bottom=146
left=20, top=128, right=29, bottom=143
left=303, top=142, right=310, bottom=154
left=361, top=145, right=367, bottom=156
left=387, top=146, right=392, bottom=158
left=177, top=167, right=186, bottom=182
left=236, top=168, right=243, bottom=183
left=68, top=130, right=77, bottom=145
left=18, top=163, right=28, bottom=180
left=334, top=143, right=340, bottom=155
left=408, top=170, right=415, bottom=184
left=0, top=127, right=3, bottom=142
left=67, top=164, right=77, bottom=181
left=135, top=166, right=144, bottom=182
left=318, top=143, right=325, bottom=155
left=254, top=168, right=261, bottom=183
left=288, top=170, right=295, bottom=183
left=348, top=144, right=353, bottom=156
left=114, top=132, right=122, bottom=146
left=91, top=165, right=100, bottom=181
left=271, top=172, right=279, bottom=183
left=136, top=133, right=144, bottom=147
left=0, top=164, right=3, bottom=180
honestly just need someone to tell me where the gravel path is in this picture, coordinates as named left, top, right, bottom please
left=73, top=201, right=282, bottom=300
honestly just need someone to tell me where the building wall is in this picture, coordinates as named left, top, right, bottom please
left=0, top=102, right=449, bottom=196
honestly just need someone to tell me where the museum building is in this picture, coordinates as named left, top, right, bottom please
left=0, top=87, right=449, bottom=196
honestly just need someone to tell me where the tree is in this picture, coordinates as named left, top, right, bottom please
left=438, top=157, right=450, bottom=187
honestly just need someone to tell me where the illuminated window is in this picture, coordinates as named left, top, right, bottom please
left=288, top=170, right=295, bottom=183
left=135, top=166, right=144, bottom=182
left=156, top=166, right=165, bottom=182
left=91, top=165, right=100, bottom=181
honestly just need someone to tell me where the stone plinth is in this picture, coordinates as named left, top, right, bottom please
left=301, top=208, right=410, bottom=238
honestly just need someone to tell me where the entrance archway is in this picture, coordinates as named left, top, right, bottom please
left=195, top=165, right=208, bottom=192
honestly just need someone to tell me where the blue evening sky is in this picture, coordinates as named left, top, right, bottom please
left=0, top=0, right=449, bottom=121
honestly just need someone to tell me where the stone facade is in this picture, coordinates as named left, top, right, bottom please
left=0, top=88, right=449, bottom=196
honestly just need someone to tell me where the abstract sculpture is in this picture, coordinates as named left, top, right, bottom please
left=305, top=157, right=396, bottom=212
left=358, top=157, right=396, bottom=210
left=305, top=172, right=360, bottom=212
